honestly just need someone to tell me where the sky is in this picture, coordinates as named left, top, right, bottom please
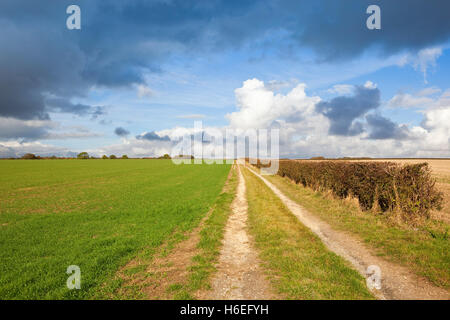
left=1, top=0, right=450, bottom=158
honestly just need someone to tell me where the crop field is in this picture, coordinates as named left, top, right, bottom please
left=0, top=160, right=230, bottom=299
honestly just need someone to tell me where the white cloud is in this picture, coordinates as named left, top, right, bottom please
left=137, top=84, right=154, bottom=99
left=226, top=78, right=321, bottom=130
left=363, top=81, right=377, bottom=89
left=388, top=88, right=450, bottom=110
left=83, top=80, right=450, bottom=158
left=4, top=78, right=450, bottom=159
left=387, top=93, right=434, bottom=109
left=397, top=47, right=443, bottom=83
left=414, top=47, right=442, bottom=84
left=416, top=87, right=441, bottom=97
left=0, top=140, right=73, bottom=158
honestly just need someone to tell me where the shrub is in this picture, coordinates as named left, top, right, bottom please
left=270, top=160, right=443, bottom=220
left=22, top=153, right=37, bottom=159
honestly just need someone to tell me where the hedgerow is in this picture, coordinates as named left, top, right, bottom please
left=255, top=160, right=443, bottom=220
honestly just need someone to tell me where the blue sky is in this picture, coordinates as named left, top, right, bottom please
left=1, top=0, right=450, bottom=158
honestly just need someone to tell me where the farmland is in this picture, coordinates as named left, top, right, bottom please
left=0, top=159, right=230, bottom=299
left=1, top=158, right=449, bottom=300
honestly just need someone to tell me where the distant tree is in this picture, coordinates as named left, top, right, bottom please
left=102, top=155, right=108, bottom=159
left=310, top=156, right=325, bottom=160
left=77, top=152, right=89, bottom=159
left=159, top=153, right=171, bottom=159
left=121, top=155, right=128, bottom=159
left=22, top=153, right=37, bottom=160
left=109, top=155, right=117, bottom=159
left=50, top=155, right=57, bottom=159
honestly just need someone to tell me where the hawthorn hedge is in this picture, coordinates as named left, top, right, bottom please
left=257, top=160, right=443, bottom=219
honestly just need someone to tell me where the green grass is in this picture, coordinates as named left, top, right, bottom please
left=242, top=167, right=374, bottom=299
left=0, top=159, right=230, bottom=299
left=265, top=173, right=450, bottom=290
left=169, top=165, right=239, bottom=299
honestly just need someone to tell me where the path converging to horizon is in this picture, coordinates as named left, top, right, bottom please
left=199, top=163, right=274, bottom=299
left=243, top=163, right=449, bottom=300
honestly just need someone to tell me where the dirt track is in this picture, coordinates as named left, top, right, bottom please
left=246, top=164, right=449, bottom=300
left=199, top=163, right=273, bottom=299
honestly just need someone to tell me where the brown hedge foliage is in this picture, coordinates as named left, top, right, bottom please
left=258, top=160, right=443, bottom=219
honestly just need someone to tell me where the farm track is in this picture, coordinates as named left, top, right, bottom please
left=199, top=162, right=274, bottom=299
left=245, top=164, right=450, bottom=300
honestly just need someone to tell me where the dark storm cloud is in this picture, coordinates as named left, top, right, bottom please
left=136, top=131, right=171, bottom=141
left=365, top=114, right=410, bottom=140
left=316, top=85, right=380, bottom=136
left=45, top=97, right=106, bottom=118
left=114, top=127, right=130, bottom=137
left=291, top=0, right=450, bottom=61
left=0, top=121, right=50, bottom=141
left=1, top=0, right=449, bottom=123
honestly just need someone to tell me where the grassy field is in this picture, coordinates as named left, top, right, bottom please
left=265, top=172, right=450, bottom=289
left=242, top=166, right=374, bottom=299
left=100, top=165, right=239, bottom=299
left=0, top=159, right=230, bottom=299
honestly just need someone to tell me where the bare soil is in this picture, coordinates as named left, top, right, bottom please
left=247, top=165, right=449, bottom=300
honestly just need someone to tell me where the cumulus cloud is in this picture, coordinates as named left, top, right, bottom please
left=227, top=78, right=321, bottom=129
left=223, top=79, right=450, bottom=157
left=365, top=114, right=410, bottom=140
left=3, top=78, right=450, bottom=159
left=316, top=85, right=380, bottom=136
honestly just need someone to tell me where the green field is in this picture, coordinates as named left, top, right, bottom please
left=0, top=160, right=230, bottom=299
